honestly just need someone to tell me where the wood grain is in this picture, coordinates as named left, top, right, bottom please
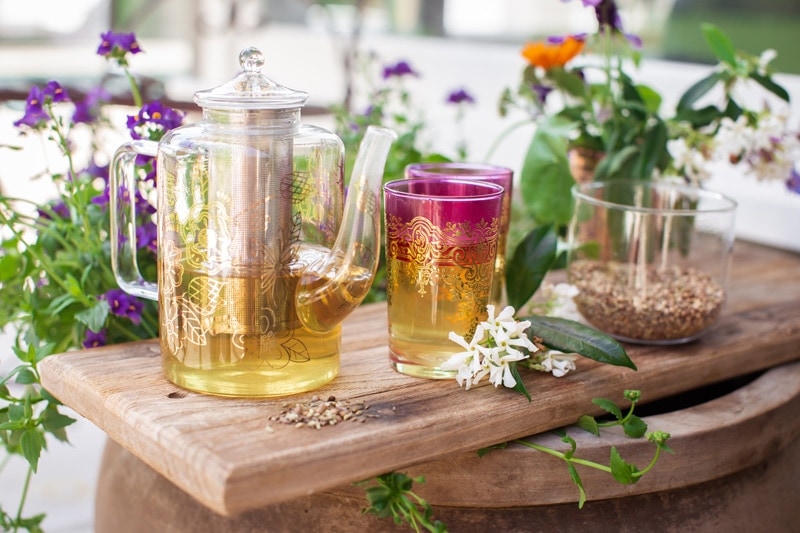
left=38, top=241, right=800, bottom=515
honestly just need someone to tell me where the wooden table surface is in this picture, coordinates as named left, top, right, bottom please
left=39, top=240, right=800, bottom=516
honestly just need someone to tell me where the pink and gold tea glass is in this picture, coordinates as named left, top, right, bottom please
left=384, top=178, right=504, bottom=379
left=405, top=162, right=513, bottom=305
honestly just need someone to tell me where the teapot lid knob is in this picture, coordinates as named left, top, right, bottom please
left=193, top=46, right=308, bottom=110
left=239, top=47, right=265, bottom=72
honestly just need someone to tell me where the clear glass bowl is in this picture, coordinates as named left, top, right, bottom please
left=566, top=180, right=738, bottom=345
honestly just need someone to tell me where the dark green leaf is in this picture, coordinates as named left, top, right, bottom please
left=592, top=398, right=623, bottom=420
left=634, top=119, right=668, bottom=179
left=750, top=72, right=790, bottom=102
left=509, top=363, right=531, bottom=401
left=609, top=447, right=640, bottom=485
left=576, top=415, right=599, bottom=436
left=674, top=104, right=725, bottom=129
left=524, top=316, right=636, bottom=369
left=701, top=23, right=736, bottom=66
left=505, top=225, right=557, bottom=310
left=622, top=415, right=648, bottom=438
left=676, top=71, right=725, bottom=112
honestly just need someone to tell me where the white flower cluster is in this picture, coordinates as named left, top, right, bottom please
left=442, top=305, right=576, bottom=391
left=668, top=109, right=800, bottom=188
left=714, top=112, right=799, bottom=183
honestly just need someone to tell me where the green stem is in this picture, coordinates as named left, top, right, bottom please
left=513, top=439, right=612, bottom=474
left=13, top=465, right=33, bottom=533
left=632, top=444, right=664, bottom=479
left=483, top=118, right=533, bottom=161
left=125, top=69, right=143, bottom=108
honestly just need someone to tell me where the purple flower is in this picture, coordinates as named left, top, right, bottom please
left=97, top=31, right=142, bottom=58
left=136, top=221, right=158, bottom=252
left=73, top=86, right=112, bottom=124
left=382, top=60, right=418, bottom=80
left=91, top=183, right=111, bottom=208
left=13, top=86, right=50, bottom=128
left=787, top=168, right=800, bottom=194
left=37, top=200, right=70, bottom=220
left=84, top=160, right=110, bottom=181
left=532, top=84, right=553, bottom=105
left=446, top=88, right=475, bottom=105
left=104, top=288, right=144, bottom=325
left=126, top=101, right=185, bottom=141
left=43, top=81, right=69, bottom=103
left=83, top=329, right=107, bottom=349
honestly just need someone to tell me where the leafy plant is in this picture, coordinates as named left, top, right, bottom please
left=499, top=0, right=796, bottom=228
left=0, top=32, right=182, bottom=531
left=364, top=390, right=671, bottom=530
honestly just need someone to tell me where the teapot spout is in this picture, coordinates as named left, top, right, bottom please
left=296, top=125, right=397, bottom=333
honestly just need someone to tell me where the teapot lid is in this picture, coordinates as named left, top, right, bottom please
left=193, top=47, right=309, bottom=110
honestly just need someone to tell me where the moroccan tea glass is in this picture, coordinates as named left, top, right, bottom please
left=566, top=180, right=737, bottom=345
left=384, top=178, right=504, bottom=379
left=405, top=162, right=513, bottom=306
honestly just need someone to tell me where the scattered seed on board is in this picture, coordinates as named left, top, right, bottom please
left=268, top=395, right=374, bottom=429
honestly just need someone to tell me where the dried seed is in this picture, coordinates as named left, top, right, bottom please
left=268, top=397, right=375, bottom=429
left=569, top=259, right=725, bottom=341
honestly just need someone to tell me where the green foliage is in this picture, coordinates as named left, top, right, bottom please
left=505, top=224, right=558, bottom=310
left=525, top=315, right=636, bottom=370
left=361, top=473, right=447, bottom=533
left=1, top=35, right=166, bottom=531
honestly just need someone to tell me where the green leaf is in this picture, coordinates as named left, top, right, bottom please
left=524, top=316, right=636, bottom=369
left=592, top=145, right=638, bottom=182
left=509, top=363, right=531, bottom=401
left=635, top=84, right=662, bottom=114
left=0, top=253, right=21, bottom=282
left=676, top=71, right=725, bottom=112
left=634, top=119, right=669, bottom=180
left=549, top=68, right=588, bottom=98
left=14, top=368, right=37, bottom=385
left=20, top=429, right=44, bottom=473
left=41, top=407, right=76, bottom=433
left=46, top=292, right=79, bottom=316
left=701, top=23, right=737, bottom=66
left=520, top=116, right=575, bottom=225
left=566, top=463, right=587, bottom=509
left=75, top=300, right=110, bottom=332
left=576, top=415, right=599, bottom=436
left=609, top=447, right=640, bottom=485
left=592, top=398, right=623, bottom=420
left=622, top=415, right=648, bottom=438
left=750, top=72, right=790, bottom=102
left=505, top=225, right=558, bottom=310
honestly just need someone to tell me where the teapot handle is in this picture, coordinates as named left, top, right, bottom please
left=110, top=140, right=159, bottom=301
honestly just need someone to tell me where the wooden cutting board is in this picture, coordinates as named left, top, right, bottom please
left=39, top=241, right=800, bottom=516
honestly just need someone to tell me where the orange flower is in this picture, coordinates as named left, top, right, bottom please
left=521, top=36, right=585, bottom=70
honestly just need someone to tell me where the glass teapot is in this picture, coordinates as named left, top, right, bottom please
left=110, top=47, right=395, bottom=397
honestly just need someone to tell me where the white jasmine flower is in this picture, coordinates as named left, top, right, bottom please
left=484, top=305, right=518, bottom=334
left=758, top=49, right=777, bottom=75
left=537, top=282, right=582, bottom=322
left=445, top=306, right=541, bottom=391
left=540, top=350, right=578, bottom=378
left=442, top=325, right=488, bottom=389
left=668, top=137, right=712, bottom=185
